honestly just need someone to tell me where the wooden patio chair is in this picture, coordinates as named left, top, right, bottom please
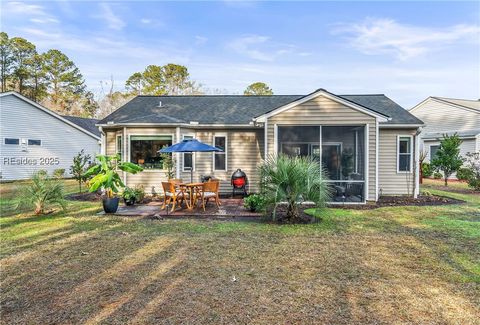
left=161, top=181, right=188, bottom=212
left=197, top=180, right=221, bottom=211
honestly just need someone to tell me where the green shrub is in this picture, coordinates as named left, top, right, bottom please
left=243, top=194, right=265, bottom=212
left=421, top=162, right=433, bottom=178
left=456, top=167, right=473, bottom=181
left=433, top=172, right=442, bottom=179
left=53, top=168, right=65, bottom=178
left=133, top=185, right=145, bottom=203
left=431, top=133, right=463, bottom=186
left=18, top=172, right=67, bottom=215
left=122, top=186, right=145, bottom=202
left=70, top=150, right=92, bottom=193
left=464, top=152, right=480, bottom=191
left=37, top=169, right=48, bottom=177
left=260, top=154, right=331, bottom=223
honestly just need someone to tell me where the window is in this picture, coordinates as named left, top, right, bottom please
left=116, top=135, right=122, bottom=160
left=4, top=138, right=19, bottom=145
left=213, top=135, right=227, bottom=171
left=398, top=136, right=413, bottom=172
left=183, top=135, right=194, bottom=171
left=430, top=145, right=440, bottom=161
left=28, top=139, right=41, bottom=146
left=130, top=135, right=172, bottom=169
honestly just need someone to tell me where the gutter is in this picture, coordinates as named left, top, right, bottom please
left=95, top=122, right=259, bottom=129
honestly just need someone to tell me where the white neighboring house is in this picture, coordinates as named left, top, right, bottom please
left=0, top=92, right=100, bottom=181
left=410, top=96, right=480, bottom=170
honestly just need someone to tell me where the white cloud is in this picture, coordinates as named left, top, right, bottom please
left=3, top=1, right=46, bottom=15
left=228, top=35, right=298, bottom=61
left=140, top=18, right=151, bottom=24
left=195, top=35, right=208, bottom=45
left=30, top=17, right=59, bottom=24
left=333, top=18, right=480, bottom=60
left=95, top=3, right=126, bottom=30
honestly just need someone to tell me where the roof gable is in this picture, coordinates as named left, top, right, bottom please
left=411, top=97, right=480, bottom=114
left=0, top=91, right=100, bottom=140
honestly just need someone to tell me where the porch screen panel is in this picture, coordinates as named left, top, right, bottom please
left=277, top=126, right=320, bottom=159
left=321, top=126, right=365, bottom=181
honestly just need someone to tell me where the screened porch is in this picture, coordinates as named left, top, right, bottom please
left=277, top=125, right=367, bottom=203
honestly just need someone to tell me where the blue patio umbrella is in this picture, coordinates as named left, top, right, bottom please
left=159, top=139, right=222, bottom=182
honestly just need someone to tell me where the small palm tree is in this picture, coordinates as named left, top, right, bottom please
left=260, top=154, right=331, bottom=223
left=18, top=172, right=67, bottom=215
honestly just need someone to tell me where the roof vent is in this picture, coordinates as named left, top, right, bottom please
left=107, top=121, right=114, bottom=124
left=189, top=121, right=199, bottom=125
left=158, top=101, right=162, bottom=107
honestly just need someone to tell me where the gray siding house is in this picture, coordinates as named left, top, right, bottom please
left=410, top=97, right=480, bottom=168
left=0, top=92, right=100, bottom=181
left=98, top=88, right=423, bottom=203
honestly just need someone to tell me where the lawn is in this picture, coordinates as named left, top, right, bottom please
left=0, top=180, right=479, bottom=324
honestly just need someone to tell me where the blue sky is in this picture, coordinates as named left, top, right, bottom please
left=2, top=1, right=479, bottom=107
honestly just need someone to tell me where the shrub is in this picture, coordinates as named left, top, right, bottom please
left=433, top=172, right=442, bottom=179
left=37, top=169, right=48, bottom=177
left=421, top=162, right=433, bottom=178
left=260, top=154, right=331, bottom=223
left=70, top=150, right=92, bottom=193
left=18, top=172, right=67, bottom=215
left=456, top=167, right=473, bottom=181
left=243, top=194, right=265, bottom=212
left=431, top=133, right=463, bottom=186
left=133, top=185, right=145, bottom=203
left=464, top=152, right=480, bottom=191
left=122, top=185, right=145, bottom=202
left=53, top=168, right=65, bottom=178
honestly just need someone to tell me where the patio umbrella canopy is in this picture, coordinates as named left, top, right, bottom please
left=159, top=139, right=222, bottom=182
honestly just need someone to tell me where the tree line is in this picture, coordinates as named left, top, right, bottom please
left=1, top=32, right=275, bottom=119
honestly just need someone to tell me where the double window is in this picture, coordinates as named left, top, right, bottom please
left=3, top=138, right=41, bottom=146
left=4, top=138, right=19, bottom=145
left=397, top=136, right=413, bottom=172
left=130, top=135, right=172, bottom=169
left=213, top=135, right=227, bottom=171
left=182, top=135, right=195, bottom=171
left=28, top=139, right=41, bottom=146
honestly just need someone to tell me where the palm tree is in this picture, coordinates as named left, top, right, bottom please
left=260, top=154, right=331, bottom=223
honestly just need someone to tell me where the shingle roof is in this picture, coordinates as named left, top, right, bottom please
left=62, top=115, right=101, bottom=137
left=433, top=97, right=480, bottom=111
left=99, top=93, right=423, bottom=126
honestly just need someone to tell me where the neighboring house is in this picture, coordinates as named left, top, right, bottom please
left=0, top=92, right=100, bottom=181
left=410, top=97, right=480, bottom=167
left=97, top=88, right=424, bottom=203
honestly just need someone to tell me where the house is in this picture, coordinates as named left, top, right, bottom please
left=0, top=92, right=100, bottom=181
left=97, top=88, right=424, bottom=203
left=410, top=97, right=480, bottom=167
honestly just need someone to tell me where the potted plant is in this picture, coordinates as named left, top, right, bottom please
left=85, top=154, right=143, bottom=213
left=122, top=187, right=137, bottom=206
left=243, top=194, right=265, bottom=212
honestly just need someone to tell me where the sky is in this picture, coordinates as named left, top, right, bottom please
left=1, top=0, right=479, bottom=108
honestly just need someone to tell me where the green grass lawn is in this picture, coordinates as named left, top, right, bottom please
left=1, top=179, right=479, bottom=324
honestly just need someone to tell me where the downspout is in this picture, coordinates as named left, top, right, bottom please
left=414, top=129, right=421, bottom=198
left=123, top=127, right=127, bottom=185
left=99, top=126, right=106, bottom=155
left=176, top=127, right=181, bottom=179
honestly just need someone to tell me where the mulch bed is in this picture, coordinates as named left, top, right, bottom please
left=331, top=194, right=465, bottom=210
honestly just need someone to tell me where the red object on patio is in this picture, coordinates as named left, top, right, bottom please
left=231, top=169, right=248, bottom=196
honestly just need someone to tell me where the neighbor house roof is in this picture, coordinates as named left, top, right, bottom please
left=432, top=97, right=480, bottom=112
left=98, top=91, right=423, bottom=126
left=62, top=115, right=101, bottom=137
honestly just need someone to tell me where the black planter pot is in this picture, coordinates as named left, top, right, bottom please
left=103, top=197, right=120, bottom=213
left=123, top=197, right=136, bottom=206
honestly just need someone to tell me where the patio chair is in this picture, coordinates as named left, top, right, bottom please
left=198, top=180, right=220, bottom=211
left=161, top=181, right=188, bottom=212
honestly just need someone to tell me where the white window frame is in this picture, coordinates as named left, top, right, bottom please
left=27, top=139, right=42, bottom=146
left=116, top=134, right=122, bottom=159
left=4, top=138, right=20, bottom=145
left=213, top=134, right=227, bottom=171
left=128, top=133, right=174, bottom=171
left=397, top=135, right=413, bottom=173
left=182, top=134, right=195, bottom=172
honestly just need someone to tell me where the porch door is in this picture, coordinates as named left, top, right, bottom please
left=321, top=144, right=342, bottom=180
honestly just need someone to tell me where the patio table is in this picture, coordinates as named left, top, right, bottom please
left=179, top=182, right=204, bottom=210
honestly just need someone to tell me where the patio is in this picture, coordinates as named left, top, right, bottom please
left=98, top=197, right=261, bottom=219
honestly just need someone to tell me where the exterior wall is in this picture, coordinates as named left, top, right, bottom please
left=266, top=95, right=378, bottom=201
left=378, top=128, right=418, bottom=195
left=0, top=94, right=100, bottom=181
left=411, top=99, right=480, bottom=134
left=422, top=138, right=477, bottom=163
left=104, top=126, right=263, bottom=195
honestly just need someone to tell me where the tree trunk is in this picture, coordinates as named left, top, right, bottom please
left=444, top=177, right=448, bottom=186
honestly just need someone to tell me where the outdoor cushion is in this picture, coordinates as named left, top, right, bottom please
left=165, top=191, right=188, bottom=197
left=203, top=191, right=216, bottom=197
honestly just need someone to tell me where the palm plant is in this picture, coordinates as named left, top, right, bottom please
left=18, top=172, right=67, bottom=215
left=84, top=154, right=143, bottom=198
left=260, top=154, right=331, bottom=223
